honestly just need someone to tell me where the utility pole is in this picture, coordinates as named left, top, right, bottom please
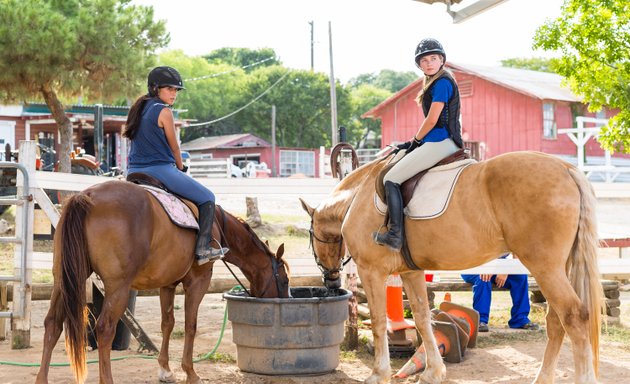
left=309, top=21, right=314, bottom=71
left=271, top=105, right=277, bottom=177
left=328, top=21, right=338, bottom=146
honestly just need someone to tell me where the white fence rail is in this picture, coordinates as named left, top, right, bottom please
left=188, top=158, right=231, bottom=178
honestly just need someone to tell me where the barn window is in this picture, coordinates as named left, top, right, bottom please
left=542, top=103, right=556, bottom=139
left=458, top=80, right=473, bottom=97
left=279, top=150, right=315, bottom=177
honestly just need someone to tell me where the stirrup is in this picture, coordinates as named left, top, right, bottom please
left=196, top=247, right=229, bottom=266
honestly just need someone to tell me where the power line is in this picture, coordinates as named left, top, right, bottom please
left=185, top=57, right=276, bottom=82
left=186, top=71, right=291, bottom=128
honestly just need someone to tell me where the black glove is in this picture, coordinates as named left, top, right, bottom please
left=180, top=165, right=189, bottom=173
left=405, top=138, right=421, bottom=154
left=395, top=141, right=412, bottom=151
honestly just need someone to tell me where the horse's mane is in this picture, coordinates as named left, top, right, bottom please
left=220, top=206, right=289, bottom=271
left=322, top=153, right=390, bottom=222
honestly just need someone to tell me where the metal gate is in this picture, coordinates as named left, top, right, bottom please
left=0, top=162, right=31, bottom=322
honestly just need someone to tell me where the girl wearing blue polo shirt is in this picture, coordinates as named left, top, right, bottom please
left=374, top=38, right=463, bottom=251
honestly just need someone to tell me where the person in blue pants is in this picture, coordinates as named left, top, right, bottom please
left=461, top=255, right=539, bottom=332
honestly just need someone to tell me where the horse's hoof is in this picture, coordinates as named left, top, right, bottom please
left=158, top=368, right=177, bottom=383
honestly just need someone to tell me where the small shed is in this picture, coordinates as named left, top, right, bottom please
left=181, top=133, right=325, bottom=178
left=363, top=63, right=619, bottom=160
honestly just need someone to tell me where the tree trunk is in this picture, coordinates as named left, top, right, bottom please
left=245, top=197, right=262, bottom=227
left=40, top=83, right=72, bottom=173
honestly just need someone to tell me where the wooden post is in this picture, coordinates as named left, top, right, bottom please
left=339, top=146, right=359, bottom=350
left=12, top=140, right=35, bottom=349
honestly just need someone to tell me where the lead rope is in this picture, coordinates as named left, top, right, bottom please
left=216, top=205, right=252, bottom=297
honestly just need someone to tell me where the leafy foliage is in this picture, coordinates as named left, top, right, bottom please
left=202, top=47, right=280, bottom=72
left=0, top=0, right=168, bottom=171
left=533, top=0, right=630, bottom=153
left=500, top=57, right=556, bottom=73
left=348, top=69, right=417, bottom=93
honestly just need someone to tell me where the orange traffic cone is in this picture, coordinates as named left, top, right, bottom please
left=385, top=274, right=415, bottom=332
left=393, top=319, right=464, bottom=379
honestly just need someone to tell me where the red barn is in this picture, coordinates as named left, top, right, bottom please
left=363, top=63, right=619, bottom=160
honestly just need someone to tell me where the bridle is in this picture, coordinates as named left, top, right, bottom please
left=308, top=220, right=352, bottom=282
left=217, top=206, right=288, bottom=298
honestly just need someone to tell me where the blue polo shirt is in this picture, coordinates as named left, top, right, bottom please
left=423, top=78, right=452, bottom=143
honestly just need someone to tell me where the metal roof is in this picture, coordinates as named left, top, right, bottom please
left=448, top=63, right=581, bottom=102
left=181, top=134, right=271, bottom=151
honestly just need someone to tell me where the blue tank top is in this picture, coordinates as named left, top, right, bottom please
left=128, top=98, right=176, bottom=167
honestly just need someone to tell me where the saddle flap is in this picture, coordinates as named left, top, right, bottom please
left=376, top=149, right=469, bottom=207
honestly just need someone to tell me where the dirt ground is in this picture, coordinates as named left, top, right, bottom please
left=2, top=291, right=630, bottom=384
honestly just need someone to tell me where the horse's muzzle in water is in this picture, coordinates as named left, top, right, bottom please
left=324, top=276, right=342, bottom=290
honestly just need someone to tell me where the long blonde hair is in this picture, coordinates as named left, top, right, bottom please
left=415, top=67, right=446, bottom=105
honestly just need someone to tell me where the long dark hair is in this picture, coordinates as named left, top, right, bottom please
left=123, top=86, right=158, bottom=140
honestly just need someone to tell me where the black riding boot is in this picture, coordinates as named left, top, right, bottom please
left=373, top=181, right=404, bottom=251
left=196, top=201, right=229, bottom=265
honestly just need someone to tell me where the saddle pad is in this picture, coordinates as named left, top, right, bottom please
left=143, top=186, right=199, bottom=230
left=375, top=159, right=475, bottom=220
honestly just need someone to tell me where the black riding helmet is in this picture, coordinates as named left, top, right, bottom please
left=414, top=38, right=446, bottom=68
left=147, top=66, right=185, bottom=94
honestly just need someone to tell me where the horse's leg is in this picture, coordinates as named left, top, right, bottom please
left=35, top=287, right=65, bottom=384
left=533, top=304, right=565, bottom=384
left=157, top=286, right=177, bottom=383
left=401, top=272, right=446, bottom=384
left=359, top=266, right=391, bottom=384
left=180, top=272, right=213, bottom=384
left=532, top=270, right=595, bottom=384
left=95, top=287, right=133, bottom=384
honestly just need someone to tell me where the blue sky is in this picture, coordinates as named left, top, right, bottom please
left=135, top=0, right=565, bottom=82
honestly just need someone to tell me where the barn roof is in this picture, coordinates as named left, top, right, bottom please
left=448, top=63, right=581, bottom=102
left=181, top=133, right=270, bottom=151
left=363, top=63, right=581, bottom=118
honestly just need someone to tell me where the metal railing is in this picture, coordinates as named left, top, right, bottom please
left=0, top=162, right=31, bottom=319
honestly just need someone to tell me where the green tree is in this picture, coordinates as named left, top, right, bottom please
left=202, top=47, right=281, bottom=72
left=236, top=66, right=352, bottom=148
left=533, top=0, right=630, bottom=153
left=348, top=69, right=418, bottom=93
left=0, top=0, right=168, bottom=171
left=347, top=84, right=392, bottom=148
left=500, top=57, right=555, bottom=73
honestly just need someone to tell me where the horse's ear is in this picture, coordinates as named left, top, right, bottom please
left=299, top=198, right=314, bottom=217
left=276, top=243, right=285, bottom=258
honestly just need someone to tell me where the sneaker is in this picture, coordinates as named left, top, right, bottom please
left=478, top=322, right=489, bottom=332
left=518, top=322, right=540, bottom=331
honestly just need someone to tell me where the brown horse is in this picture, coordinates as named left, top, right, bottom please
left=35, top=180, right=290, bottom=384
left=301, top=150, right=602, bottom=384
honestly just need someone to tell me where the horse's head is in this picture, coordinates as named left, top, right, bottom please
left=220, top=209, right=291, bottom=299
left=300, top=197, right=348, bottom=290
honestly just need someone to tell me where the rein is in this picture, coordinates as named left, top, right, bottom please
left=216, top=205, right=285, bottom=298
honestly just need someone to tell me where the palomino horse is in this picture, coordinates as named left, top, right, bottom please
left=35, top=180, right=290, bottom=384
left=301, top=150, right=602, bottom=384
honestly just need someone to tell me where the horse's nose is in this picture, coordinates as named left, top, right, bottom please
left=324, top=277, right=342, bottom=290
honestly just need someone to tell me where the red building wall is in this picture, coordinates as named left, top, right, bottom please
left=377, top=70, right=624, bottom=160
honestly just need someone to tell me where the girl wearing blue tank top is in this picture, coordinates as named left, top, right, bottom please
left=124, top=66, right=228, bottom=265
left=374, top=38, right=462, bottom=251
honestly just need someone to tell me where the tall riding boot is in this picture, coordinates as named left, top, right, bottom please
left=196, top=201, right=230, bottom=265
left=373, top=181, right=404, bottom=251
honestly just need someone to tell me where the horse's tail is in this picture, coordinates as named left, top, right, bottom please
left=567, top=167, right=602, bottom=374
left=57, top=193, right=93, bottom=383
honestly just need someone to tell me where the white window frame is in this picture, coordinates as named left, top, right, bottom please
left=279, top=150, right=315, bottom=177
left=543, top=102, right=556, bottom=139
